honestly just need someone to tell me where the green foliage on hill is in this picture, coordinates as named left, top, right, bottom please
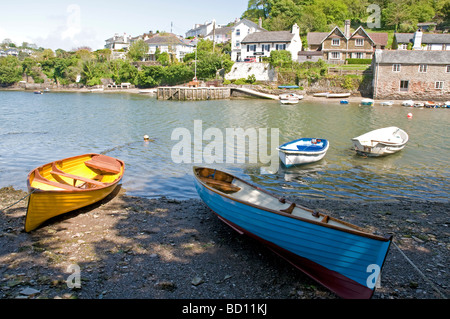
left=0, top=39, right=233, bottom=88
left=242, top=0, right=449, bottom=33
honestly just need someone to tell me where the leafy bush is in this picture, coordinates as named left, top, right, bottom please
left=346, top=58, right=372, bottom=65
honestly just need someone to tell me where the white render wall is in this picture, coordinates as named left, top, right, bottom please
left=225, top=62, right=277, bottom=82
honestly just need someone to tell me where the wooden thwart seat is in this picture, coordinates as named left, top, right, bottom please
left=199, top=176, right=241, bottom=193
left=85, top=154, right=121, bottom=174
left=51, top=163, right=105, bottom=187
left=33, top=170, right=79, bottom=191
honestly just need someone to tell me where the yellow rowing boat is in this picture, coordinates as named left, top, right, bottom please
left=25, top=153, right=125, bottom=232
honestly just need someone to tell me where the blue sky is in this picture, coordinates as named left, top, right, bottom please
left=0, top=0, right=249, bottom=50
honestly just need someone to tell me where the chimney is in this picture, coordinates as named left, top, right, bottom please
left=413, top=29, right=423, bottom=50
left=344, top=20, right=350, bottom=38
left=292, top=23, right=299, bottom=35
left=259, top=17, right=262, bottom=28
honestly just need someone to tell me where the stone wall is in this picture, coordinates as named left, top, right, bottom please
left=374, top=63, right=450, bottom=101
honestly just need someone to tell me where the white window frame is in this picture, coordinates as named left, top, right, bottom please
left=419, top=64, right=428, bottom=73
left=355, top=38, right=364, bottom=46
left=435, top=81, right=444, bottom=89
left=332, top=39, right=340, bottom=46
left=400, top=80, right=409, bottom=91
left=446, top=65, right=450, bottom=73
left=330, top=52, right=341, bottom=59
left=393, top=64, right=401, bottom=72
left=355, top=52, right=364, bottom=59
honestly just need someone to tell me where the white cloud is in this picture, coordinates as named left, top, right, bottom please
left=29, top=4, right=103, bottom=51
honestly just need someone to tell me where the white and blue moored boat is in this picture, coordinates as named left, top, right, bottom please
left=360, top=98, right=374, bottom=106
left=193, top=167, right=392, bottom=299
left=277, top=138, right=329, bottom=167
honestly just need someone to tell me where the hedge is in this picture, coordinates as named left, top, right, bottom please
left=346, top=58, right=372, bottom=65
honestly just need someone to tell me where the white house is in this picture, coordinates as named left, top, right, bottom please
left=231, top=18, right=266, bottom=62
left=393, top=30, right=450, bottom=51
left=186, top=20, right=219, bottom=38
left=240, top=24, right=302, bottom=62
left=144, top=33, right=195, bottom=62
left=205, top=26, right=232, bottom=44
left=104, top=33, right=132, bottom=50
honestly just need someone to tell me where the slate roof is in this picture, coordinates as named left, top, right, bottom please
left=206, top=26, right=232, bottom=37
left=234, top=18, right=266, bottom=32
left=307, top=30, right=388, bottom=46
left=145, top=33, right=192, bottom=46
left=394, top=33, right=450, bottom=44
left=241, top=31, right=294, bottom=44
left=374, top=50, right=450, bottom=64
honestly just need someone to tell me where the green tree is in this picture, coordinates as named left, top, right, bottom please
left=0, top=56, right=23, bottom=85
left=127, top=39, right=149, bottom=61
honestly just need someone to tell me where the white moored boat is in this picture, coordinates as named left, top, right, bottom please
left=351, top=127, right=409, bottom=157
left=277, top=138, right=329, bottom=167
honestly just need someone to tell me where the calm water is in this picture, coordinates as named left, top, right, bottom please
left=0, top=90, right=449, bottom=202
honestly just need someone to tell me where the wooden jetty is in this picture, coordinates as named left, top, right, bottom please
left=156, top=86, right=279, bottom=101
left=157, top=87, right=231, bottom=101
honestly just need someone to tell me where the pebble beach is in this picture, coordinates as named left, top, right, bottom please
left=0, top=185, right=448, bottom=302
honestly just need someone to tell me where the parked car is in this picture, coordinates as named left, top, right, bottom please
left=244, top=57, right=257, bottom=63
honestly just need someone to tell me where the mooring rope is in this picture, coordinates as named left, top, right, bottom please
left=0, top=189, right=36, bottom=214
left=392, top=241, right=447, bottom=299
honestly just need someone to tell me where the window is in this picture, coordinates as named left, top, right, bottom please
left=446, top=65, right=450, bottom=73
left=393, top=64, right=401, bottom=72
left=235, top=41, right=240, bottom=48
left=355, top=52, right=364, bottom=59
left=247, top=44, right=256, bottom=52
left=276, top=44, right=286, bottom=50
left=236, top=29, right=240, bottom=36
left=262, top=44, right=270, bottom=52
left=330, top=52, right=340, bottom=59
left=400, top=80, right=409, bottom=91
left=355, top=39, right=364, bottom=46
left=400, top=44, right=408, bottom=50
left=332, top=39, right=340, bottom=46
left=419, top=64, right=427, bottom=73
left=435, top=81, right=444, bottom=89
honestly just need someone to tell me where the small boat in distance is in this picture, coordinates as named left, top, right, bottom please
left=327, top=92, right=351, bottom=98
left=380, top=101, right=393, bottom=106
left=193, top=166, right=392, bottom=299
left=313, top=92, right=329, bottom=97
left=279, top=93, right=302, bottom=104
left=351, top=127, right=408, bottom=157
left=340, top=99, right=349, bottom=104
left=360, top=98, right=374, bottom=106
left=278, top=85, right=299, bottom=89
left=277, top=138, right=329, bottom=167
left=402, top=100, right=414, bottom=107
left=25, top=153, right=125, bottom=232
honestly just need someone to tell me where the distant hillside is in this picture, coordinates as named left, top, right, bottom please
left=241, top=0, right=449, bottom=34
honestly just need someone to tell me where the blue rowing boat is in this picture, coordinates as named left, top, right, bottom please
left=193, top=167, right=392, bottom=299
left=277, top=138, right=329, bottom=167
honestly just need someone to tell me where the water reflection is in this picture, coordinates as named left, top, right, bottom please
left=0, top=91, right=448, bottom=202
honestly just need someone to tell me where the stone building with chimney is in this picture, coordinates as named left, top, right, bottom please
left=305, top=20, right=388, bottom=64
left=372, top=50, right=450, bottom=101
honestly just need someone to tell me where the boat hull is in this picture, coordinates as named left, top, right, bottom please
left=25, top=153, right=124, bottom=232
left=278, top=138, right=329, bottom=167
left=193, top=167, right=392, bottom=299
left=351, top=127, right=408, bottom=157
